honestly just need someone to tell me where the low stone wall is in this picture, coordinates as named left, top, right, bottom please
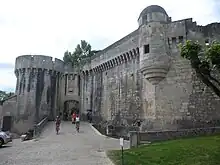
left=33, top=117, right=48, bottom=138
left=93, top=123, right=139, bottom=140
left=130, top=127, right=220, bottom=148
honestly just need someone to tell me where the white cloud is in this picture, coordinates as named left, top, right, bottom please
left=0, top=0, right=219, bottom=91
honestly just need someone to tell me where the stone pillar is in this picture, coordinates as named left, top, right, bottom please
left=53, top=72, right=58, bottom=119
left=23, top=68, right=31, bottom=114
left=87, top=71, right=93, bottom=111
left=15, top=70, right=19, bottom=94
left=91, top=71, right=96, bottom=112
left=59, top=74, right=65, bottom=118
left=80, top=73, right=85, bottom=116
left=18, top=69, right=23, bottom=95
left=129, top=131, right=139, bottom=148
left=66, top=74, right=69, bottom=94
left=19, top=69, right=26, bottom=114
left=74, top=74, right=79, bottom=96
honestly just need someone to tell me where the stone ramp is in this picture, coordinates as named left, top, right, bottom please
left=0, top=121, right=129, bottom=165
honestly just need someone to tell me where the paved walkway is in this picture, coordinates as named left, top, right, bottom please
left=0, top=122, right=129, bottom=165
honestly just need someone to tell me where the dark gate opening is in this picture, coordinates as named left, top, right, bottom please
left=2, top=116, right=12, bottom=132
left=63, top=100, right=79, bottom=121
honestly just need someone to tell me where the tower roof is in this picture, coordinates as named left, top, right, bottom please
left=138, top=5, right=168, bottom=20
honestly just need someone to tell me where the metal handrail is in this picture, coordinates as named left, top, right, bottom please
left=33, top=117, right=48, bottom=138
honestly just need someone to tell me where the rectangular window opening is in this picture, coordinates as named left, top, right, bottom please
left=172, top=37, right=176, bottom=45
left=68, top=89, right=73, bottom=93
left=179, top=36, right=184, bottom=43
left=144, top=44, right=150, bottom=54
left=205, top=39, right=209, bottom=45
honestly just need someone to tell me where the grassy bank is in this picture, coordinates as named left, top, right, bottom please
left=107, top=135, right=220, bottom=165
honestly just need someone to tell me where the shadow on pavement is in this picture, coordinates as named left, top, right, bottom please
left=0, top=145, right=12, bottom=149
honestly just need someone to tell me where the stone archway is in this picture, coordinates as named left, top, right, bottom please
left=63, top=100, right=79, bottom=121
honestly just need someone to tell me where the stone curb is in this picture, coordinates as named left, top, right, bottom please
left=89, top=123, right=129, bottom=142
left=89, top=123, right=106, bottom=137
left=104, top=151, right=115, bottom=165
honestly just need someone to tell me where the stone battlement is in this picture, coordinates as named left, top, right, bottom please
left=15, top=55, right=64, bottom=73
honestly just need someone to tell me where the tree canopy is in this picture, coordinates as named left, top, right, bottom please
left=63, top=40, right=99, bottom=68
left=179, top=40, right=220, bottom=97
left=0, top=90, right=14, bottom=101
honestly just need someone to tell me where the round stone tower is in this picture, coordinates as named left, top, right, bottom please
left=14, top=55, right=64, bottom=133
left=138, top=5, right=171, bottom=85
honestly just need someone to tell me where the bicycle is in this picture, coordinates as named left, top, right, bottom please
left=76, top=122, right=80, bottom=132
left=56, top=124, right=60, bottom=135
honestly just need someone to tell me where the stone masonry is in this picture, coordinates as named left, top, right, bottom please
left=1, top=5, right=220, bottom=134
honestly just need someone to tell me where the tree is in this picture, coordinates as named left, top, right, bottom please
left=179, top=40, right=220, bottom=97
left=63, top=40, right=98, bottom=68
left=0, top=90, right=14, bottom=101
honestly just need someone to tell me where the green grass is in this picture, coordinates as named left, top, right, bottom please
left=107, top=135, right=220, bottom=165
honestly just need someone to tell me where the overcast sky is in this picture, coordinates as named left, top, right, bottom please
left=0, top=0, right=219, bottom=92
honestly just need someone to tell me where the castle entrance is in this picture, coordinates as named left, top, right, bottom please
left=2, top=116, right=12, bottom=132
left=63, top=100, right=79, bottom=121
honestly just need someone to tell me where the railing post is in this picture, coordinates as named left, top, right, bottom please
left=33, top=124, right=38, bottom=138
left=33, top=117, right=48, bottom=139
left=129, top=131, right=139, bottom=148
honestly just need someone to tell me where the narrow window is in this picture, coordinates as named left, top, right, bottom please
left=172, top=37, right=176, bottom=45
left=179, top=36, right=184, bottom=43
left=144, top=44, right=150, bottom=54
left=68, top=88, right=73, bottom=93
left=149, top=13, right=152, bottom=20
left=205, top=39, right=209, bottom=45
left=167, top=38, right=170, bottom=47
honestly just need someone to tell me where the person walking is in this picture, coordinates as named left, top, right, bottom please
left=55, top=115, right=61, bottom=134
left=75, top=114, right=80, bottom=132
left=72, top=112, right=76, bottom=124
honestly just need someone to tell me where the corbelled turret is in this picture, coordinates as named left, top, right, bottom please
left=138, top=5, right=171, bottom=85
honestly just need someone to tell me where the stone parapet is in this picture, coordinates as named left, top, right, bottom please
left=15, top=55, right=64, bottom=73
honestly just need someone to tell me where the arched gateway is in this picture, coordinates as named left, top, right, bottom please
left=63, top=100, right=79, bottom=121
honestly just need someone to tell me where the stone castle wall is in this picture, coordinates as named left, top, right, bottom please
left=147, top=19, right=220, bottom=131
left=6, top=5, right=220, bottom=134
left=80, top=31, right=141, bottom=124
left=80, top=11, right=220, bottom=131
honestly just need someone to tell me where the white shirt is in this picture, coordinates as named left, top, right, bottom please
left=76, top=117, right=80, bottom=122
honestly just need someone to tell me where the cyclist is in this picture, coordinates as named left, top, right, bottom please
left=75, top=114, right=80, bottom=132
left=55, top=115, right=61, bottom=134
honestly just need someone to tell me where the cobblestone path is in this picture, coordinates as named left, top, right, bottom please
left=0, top=122, right=129, bottom=165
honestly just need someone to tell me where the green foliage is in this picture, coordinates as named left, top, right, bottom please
left=206, top=41, right=220, bottom=68
left=108, top=135, right=220, bottom=165
left=180, top=40, right=202, bottom=61
left=179, top=40, right=220, bottom=97
left=63, top=40, right=97, bottom=68
left=0, top=90, right=14, bottom=101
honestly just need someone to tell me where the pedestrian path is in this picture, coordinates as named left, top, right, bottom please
left=0, top=121, right=129, bottom=165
